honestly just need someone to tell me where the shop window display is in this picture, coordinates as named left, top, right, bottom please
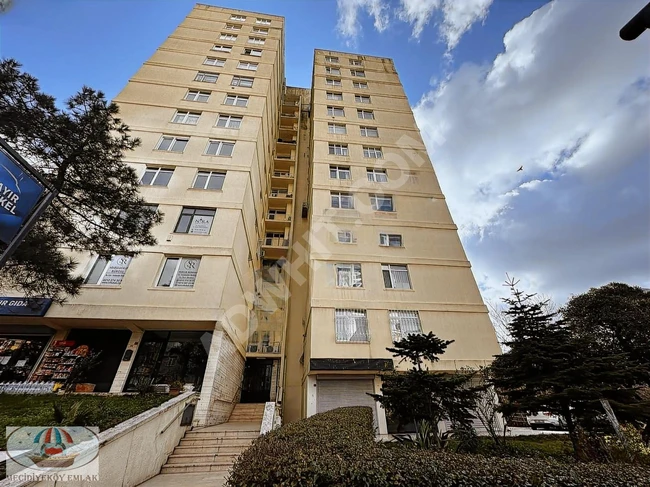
left=0, top=337, right=50, bottom=381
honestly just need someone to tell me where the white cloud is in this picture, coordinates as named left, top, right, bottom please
left=440, top=0, right=493, bottom=50
left=336, top=0, right=390, bottom=46
left=413, top=0, right=650, bottom=302
left=396, top=0, right=441, bottom=39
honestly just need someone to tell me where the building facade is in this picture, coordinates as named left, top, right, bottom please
left=0, top=4, right=500, bottom=431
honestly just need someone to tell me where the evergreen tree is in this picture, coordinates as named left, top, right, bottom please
left=490, top=277, right=650, bottom=457
left=370, top=332, right=479, bottom=447
left=0, top=59, right=161, bottom=301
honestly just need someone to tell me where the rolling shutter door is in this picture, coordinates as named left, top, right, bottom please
left=317, top=379, right=377, bottom=424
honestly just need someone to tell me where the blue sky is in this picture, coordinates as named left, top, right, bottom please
left=1, top=0, right=649, bottom=305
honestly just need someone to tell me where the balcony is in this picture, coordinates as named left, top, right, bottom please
left=275, top=149, right=295, bottom=161
left=247, top=341, right=281, bottom=354
left=262, top=236, right=290, bottom=259
left=266, top=211, right=291, bottom=231
left=269, top=189, right=293, bottom=204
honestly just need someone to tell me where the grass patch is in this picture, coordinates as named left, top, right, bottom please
left=0, top=393, right=169, bottom=450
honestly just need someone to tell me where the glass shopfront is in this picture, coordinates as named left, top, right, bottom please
left=0, top=326, right=54, bottom=382
left=125, top=331, right=212, bottom=392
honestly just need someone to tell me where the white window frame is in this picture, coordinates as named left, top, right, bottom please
left=220, top=33, right=237, bottom=41
left=335, top=309, right=370, bottom=343
left=380, top=233, right=403, bottom=247
left=326, top=92, right=343, bottom=101
left=355, top=95, right=371, bottom=104
left=367, top=168, right=388, bottom=182
left=328, top=143, right=349, bottom=156
left=216, top=114, right=243, bottom=129
left=224, top=23, right=241, bottom=30
left=371, top=194, right=394, bottom=211
left=205, top=139, right=235, bottom=156
left=224, top=95, right=249, bottom=107
left=231, top=75, right=254, bottom=88
left=335, top=263, right=363, bottom=288
left=194, top=71, right=219, bottom=83
left=350, top=59, right=363, bottom=66
left=84, top=255, right=132, bottom=286
left=325, top=56, right=339, bottom=63
left=360, top=126, right=379, bottom=137
left=256, top=18, right=272, bottom=25
left=327, top=106, right=345, bottom=116
left=363, top=146, right=383, bottom=158
left=155, top=136, right=188, bottom=153
left=325, top=78, right=342, bottom=86
left=230, top=14, right=246, bottom=21
left=337, top=230, right=354, bottom=244
left=331, top=191, right=354, bottom=209
left=357, top=109, right=374, bottom=119
left=248, top=37, right=266, bottom=45
left=382, top=264, right=411, bottom=289
left=351, top=69, right=366, bottom=77
left=140, top=167, right=174, bottom=186
left=389, top=311, right=422, bottom=342
left=353, top=81, right=369, bottom=89
left=252, top=27, right=268, bottom=35
left=328, top=123, right=347, bottom=135
left=193, top=170, right=226, bottom=190
left=172, top=111, right=200, bottom=125
left=237, top=61, right=259, bottom=71
left=243, top=48, right=263, bottom=57
left=184, top=90, right=210, bottom=102
left=326, top=67, right=341, bottom=75
left=156, top=257, right=201, bottom=288
left=203, top=57, right=226, bottom=67
left=329, top=165, right=351, bottom=179
left=212, top=44, right=232, bottom=52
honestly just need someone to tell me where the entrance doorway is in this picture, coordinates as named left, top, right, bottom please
left=241, top=358, right=273, bottom=403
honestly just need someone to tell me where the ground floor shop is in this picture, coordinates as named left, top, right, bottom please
left=0, top=325, right=54, bottom=382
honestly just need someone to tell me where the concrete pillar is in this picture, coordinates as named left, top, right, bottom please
left=109, top=331, right=142, bottom=393
left=373, top=375, right=388, bottom=435
left=306, top=375, right=317, bottom=417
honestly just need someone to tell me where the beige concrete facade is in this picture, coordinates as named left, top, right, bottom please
left=1, top=5, right=499, bottom=430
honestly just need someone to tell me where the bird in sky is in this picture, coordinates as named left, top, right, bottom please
left=517, top=165, right=523, bottom=172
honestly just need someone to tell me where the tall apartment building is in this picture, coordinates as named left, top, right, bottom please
left=0, top=4, right=500, bottom=431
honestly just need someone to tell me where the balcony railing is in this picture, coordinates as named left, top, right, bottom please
left=247, top=341, right=281, bottom=354
left=264, top=237, right=290, bottom=247
left=273, top=171, right=292, bottom=178
left=267, top=213, right=290, bottom=221
left=270, top=191, right=292, bottom=198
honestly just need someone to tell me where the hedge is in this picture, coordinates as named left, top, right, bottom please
left=227, top=406, right=650, bottom=487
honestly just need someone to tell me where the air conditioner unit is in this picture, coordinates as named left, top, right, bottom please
left=263, top=345, right=275, bottom=353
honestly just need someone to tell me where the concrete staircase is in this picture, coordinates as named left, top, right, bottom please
left=228, top=403, right=266, bottom=423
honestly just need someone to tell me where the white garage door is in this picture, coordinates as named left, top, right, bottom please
left=317, top=379, right=377, bottom=424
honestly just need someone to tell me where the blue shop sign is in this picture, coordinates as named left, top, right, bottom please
left=0, top=297, right=52, bottom=316
left=0, top=149, right=45, bottom=244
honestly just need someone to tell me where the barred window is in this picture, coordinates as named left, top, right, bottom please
left=335, top=309, right=370, bottom=343
left=389, top=311, right=422, bottom=342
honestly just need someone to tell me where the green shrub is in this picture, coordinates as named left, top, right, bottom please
left=227, top=407, right=650, bottom=487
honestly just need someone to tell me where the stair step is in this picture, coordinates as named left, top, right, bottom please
left=167, top=453, right=239, bottom=465
left=184, top=430, right=259, bottom=439
left=173, top=444, right=248, bottom=455
left=161, top=463, right=232, bottom=474
left=179, top=437, right=254, bottom=447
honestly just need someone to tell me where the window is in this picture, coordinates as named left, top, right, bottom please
left=328, top=123, right=347, bottom=135
left=335, top=309, right=369, bottom=343
left=389, top=311, right=422, bottom=342
left=355, top=95, right=371, bottom=103
left=331, top=191, right=354, bottom=209
left=336, top=263, right=363, bottom=287
left=231, top=75, right=254, bottom=88
left=140, top=167, right=173, bottom=186
left=382, top=264, right=411, bottom=289
left=329, top=165, right=350, bottom=179
left=155, top=136, right=188, bottom=153
left=360, top=126, right=379, bottom=137
left=357, top=109, right=374, bottom=119
left=337, top=230, right=354, bottom=243
left=212, top=44, right=232, bottom=52
left=194, top=71, right=218, bottom=83
left=203, top=57, right=225, bottom=67
left=230, top=14, right=246, bottom=21
left=252, top=27, right=268, bottom=35
left=237, top=61, right=258, bottom=71
left=248, top=37, right=266, bottom=45
left=220, top=33, right=237, bottom=41
left=216, top=114, right=243, bottom=129
left=243, top=48, right=262, bottom=57
left=184, top=90, right=210, bottom=102
left=174, top=207, right=216, bottom=234
left=367, top=168, right=388, bottom=182
left=327, top=106, right=345, bottom=117
left=85, top=255, right=132, bottom=286
left=256, top=18, right=271, bottom=25
left=351, top=69, right=366, bottom=77
left=224, top=23, right=241, bottom=30
left=205, top=140, right=235, bottom=156
left=157, top=257, right=201, bottom=288
left=380, top=233, right=403, bottom=247
left=326, top=78, right=342, bottom=86
left=326, top=67, right=341, bottom=75
left=193, top=171, right=225, bottom=190
left=328, top=143, right=348, bottom=156
left=325, top=56, right=339, bottom=63
left=353, top=81, right=369, bottom=89
left=371, top=194, right=394, bottom=211
left=172, top=111, right=200, bottom=125
left=363, top=146, right=383, bottom=158
left=326, top=92, right=343, bottom=101
left=224, top=94, right=249, bottom=107
left=350, top=59, right=363, bottom=66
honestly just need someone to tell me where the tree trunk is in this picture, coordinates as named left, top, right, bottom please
left=561, top=401, right=582, bottom=460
